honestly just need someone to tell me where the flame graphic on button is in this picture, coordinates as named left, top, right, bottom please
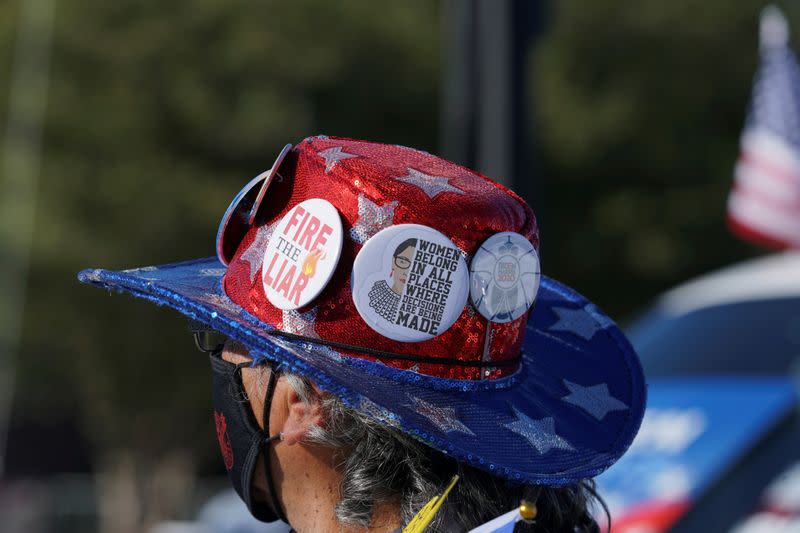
left=302, top=248, right=326, bottom=278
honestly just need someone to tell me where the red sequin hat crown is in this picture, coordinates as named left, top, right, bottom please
left=220, top=136, right=540, bottom=381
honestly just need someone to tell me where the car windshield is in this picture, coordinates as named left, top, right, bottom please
left=626, top=297, right=800, bottom=376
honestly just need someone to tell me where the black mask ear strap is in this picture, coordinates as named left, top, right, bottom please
left=261, top=366, right=287, bottom=523
left=263, top=367, right=278, bottom=430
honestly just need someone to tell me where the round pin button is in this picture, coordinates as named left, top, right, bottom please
left=351, top=224, right=469, bottom=342
left=216, top=143, right=292, bottom=265
left=261, top=199, right=343, bottom=310
left=470, top=232, right=541, bottom=323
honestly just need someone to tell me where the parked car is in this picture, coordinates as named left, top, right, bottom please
left=596, top=252, right=800, bottom=533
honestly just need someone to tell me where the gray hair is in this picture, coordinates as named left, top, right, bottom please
left=283, top=373, right=604, bottom=532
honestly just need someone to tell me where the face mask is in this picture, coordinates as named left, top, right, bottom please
left=208, top=352, right=286, bottom=523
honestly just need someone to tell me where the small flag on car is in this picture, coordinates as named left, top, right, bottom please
left=728, top=5, right=800, bottom=248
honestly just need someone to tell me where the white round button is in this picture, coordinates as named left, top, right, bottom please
left=351, top=224, right=469, bottom=342
left=470, top=232, right=540, bottom=323
left=262, top=199, right=343, bottom=310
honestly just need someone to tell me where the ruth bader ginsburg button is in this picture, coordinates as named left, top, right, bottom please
left=351, top=224, right=469, bottom=342
left=469, top=232, right=541, bottom=323
left=262, top=199, right=343, bottom=310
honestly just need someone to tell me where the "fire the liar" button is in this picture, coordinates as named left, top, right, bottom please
left=262, top=198, right=343, bottom=310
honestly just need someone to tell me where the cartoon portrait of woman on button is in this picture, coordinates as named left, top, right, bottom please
left=367, top=238, right=417, bottom=322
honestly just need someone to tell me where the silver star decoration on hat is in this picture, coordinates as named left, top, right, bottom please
left=121, top=265, right=160, bottom=280
left=583, top=303, right=616, bottom=330
left=503, top=406, right=574, bottom=454
left=315, top=344, right=343, bottom=362
left=282, top=307, right=319, bottom=338
left=359, top=397, right=401, bottom=427
left=293, top=340, right=342, bottom=362
left=348, top=193, right=398, bottom=244
left=318, top=146, right=358, bottom=173
left=396, top=168, right=464, bottom=199
left=406, top=395, right=475, bottom=436
left=82, top=269, right=104, bottom=283
left=239, top=221, right=278, bottom=282
left=123, top=265, right=158, bottom=273
left=549, top=304, right=612, bottom=341
left=199, top=267, right=226, bottom=277
left=196, top=291, right=241, bottom=315
left=562, top=380, right=628, bottom=420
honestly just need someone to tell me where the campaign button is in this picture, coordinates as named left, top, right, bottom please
left=248, top=144, right=292, bottom=224
left=351, top=224, right=469, bottom=342
left=262, top=198, right=343, bottom=310
left=470, top=232, right=541, bottom=323
left=216, top=173, right=263, bottom=266
left=216, top=143, right=292, bottom=265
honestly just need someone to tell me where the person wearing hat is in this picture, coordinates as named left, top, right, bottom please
left=79, top=136, right=645, bottom=532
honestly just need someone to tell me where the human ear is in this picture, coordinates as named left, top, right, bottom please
left=280, top=386, right=324, bottom=445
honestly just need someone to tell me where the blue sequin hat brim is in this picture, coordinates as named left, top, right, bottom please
left=78, top=257, right=646, bottom=486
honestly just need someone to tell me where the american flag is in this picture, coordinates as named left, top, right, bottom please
left=728, top=5, right=800, bottom=249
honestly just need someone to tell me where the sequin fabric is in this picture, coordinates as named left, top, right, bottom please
left=223, top=136, right=539, bottom=380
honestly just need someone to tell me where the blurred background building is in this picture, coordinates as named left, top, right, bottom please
left=0, top=1, right=798, bottom=532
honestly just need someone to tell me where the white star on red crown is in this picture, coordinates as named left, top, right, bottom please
left=318, top=146, right=358, bottom=173
left=349, top=193, right=398, bottom=244
left=238, top=220, right=278, bottom=282
left=282, top=307, right=319, bottom=338
left=396, top=168, right=465, bottom=199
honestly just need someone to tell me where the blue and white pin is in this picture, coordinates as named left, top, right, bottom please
left=470, top=232, right=540, bottom=323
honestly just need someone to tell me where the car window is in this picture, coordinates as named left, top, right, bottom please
left=626, top=298, right=800, bottom=376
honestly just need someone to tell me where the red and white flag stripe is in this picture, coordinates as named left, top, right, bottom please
left=728, top=129, right=800, bottom=248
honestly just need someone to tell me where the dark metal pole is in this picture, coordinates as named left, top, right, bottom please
left=440, top=0, right=545, bottom=197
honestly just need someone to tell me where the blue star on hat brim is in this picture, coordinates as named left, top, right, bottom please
left=503, top=406, right=574, bottom=454
left=562, top=380, right=628, bottom=420
left=549, top=304, right=616, bottom=340
left=78, top=257, right=645, bottom=486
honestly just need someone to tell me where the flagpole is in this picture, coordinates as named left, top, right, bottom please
left=0, top=0, right=56, bottom=478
